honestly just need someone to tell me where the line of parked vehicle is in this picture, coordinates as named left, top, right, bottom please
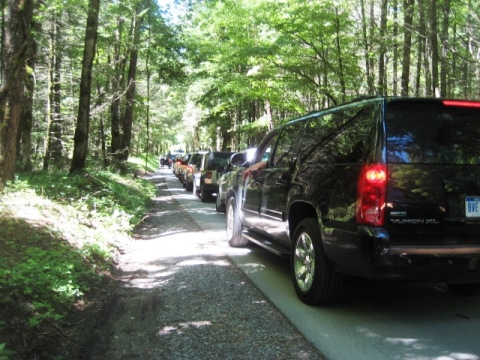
left=172, top=150, right=238, bottom=204
left=171, top=97, right=480, bottom=307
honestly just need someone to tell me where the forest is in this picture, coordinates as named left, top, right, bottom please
left=0, top=0, right=480, bottom=184
left=1, top=0, right=480, bottom=186
left=1, top=0, right=480, bottom=357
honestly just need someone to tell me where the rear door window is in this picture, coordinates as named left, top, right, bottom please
left=386, top=100, right=480, bottom=165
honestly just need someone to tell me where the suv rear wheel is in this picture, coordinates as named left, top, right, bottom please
left=226, top=197, right=248, bottom=247
left=291, top=218, right=344, bottom=305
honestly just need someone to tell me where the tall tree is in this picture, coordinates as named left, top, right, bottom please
left=401, top=0, right=415, bottom=96
left=360, top=0, right=374, bottom=93
left=377, top=0, right=388, bottom=94
left=120, top=7, right=144, bottom=162
left=70, top=0, right=100, bottom=173
left=44, top=8, right=64, bottom=170
left=439, top=0, right=451, bottom=97
left=428, top=0, right=440, bottom=96
left=0, top=0, right=34, bottom=187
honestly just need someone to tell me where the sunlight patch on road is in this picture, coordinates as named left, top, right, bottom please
left=176, top=258, right=231, bottom=267
left=120, top=229, right=251, bottom=289
left=434, top=353, right=479, bottom=360
left=157, top=321, right=212, bottom=336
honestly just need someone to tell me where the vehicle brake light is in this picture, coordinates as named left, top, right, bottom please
left=356, top=164, right=387, bottom=226
left=205, top=171, right=212, bottom=179
left=442, top=100, right=480, bottom=108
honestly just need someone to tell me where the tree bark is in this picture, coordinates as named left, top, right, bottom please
left=401, top=0, right=415, bottom=96
left=110, top=16, right=126, bottom=161
left=18, top=9, right=37, bottom=173
left=377, top=0, right=388, bottom=95
left=428, top=0, right=440, bottom=96
left=70, top=0, right=100, bottom=174
left=414, top=0, right=425, bottom=97
left=44, top=10, right=64, bottom=170
left=440, top=0, right=451, bottom=97
left=0, top=0, right=34, bottom=187
left=120, top=9, right=142, bottom=162
left=392, top=0, right=399, bottom=95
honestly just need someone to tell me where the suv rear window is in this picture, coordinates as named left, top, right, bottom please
left=386, top=100, right=480, bottom=165
left=208, top=152, right=233, bottom=169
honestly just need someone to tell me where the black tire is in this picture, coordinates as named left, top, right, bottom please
left=186, top=179, right=193, bottom=192
left=226, top=197, right=248, bottom=247
left=446, top=283, right=480, bottom=296
left=291, top=218, right=344, bottom=306
left=215, top=193, right=225, bottom=213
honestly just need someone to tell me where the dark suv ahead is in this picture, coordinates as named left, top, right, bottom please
left=194, top=151, right=234, bottom=202
left=225, top=97, right=480, bottom=305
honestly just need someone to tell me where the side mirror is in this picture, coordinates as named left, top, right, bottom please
left=230, top=152, right=247, bottom=167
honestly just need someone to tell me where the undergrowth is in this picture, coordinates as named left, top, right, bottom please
left=0, top=157, right=158, bottom=359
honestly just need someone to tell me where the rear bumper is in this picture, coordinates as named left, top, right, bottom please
left=326, top=227, right=480, bottom=283
left=202, top=183, right=219, bottom=193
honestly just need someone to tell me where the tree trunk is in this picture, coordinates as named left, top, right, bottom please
left=377, top=0, right=388, bottom=95
left=415, top=0, right=426, bottom=96
left=360, top=0, right=374, bottom=94
left=110, top=17, right=125, bottom=161
left=440, top=0, right=451, bottom=97
left=44, top=11, right=64, bottom=170
left=0, top=0, right=34, bottom=188
left=428, top=0, right=440, bottom=96
left=392, top=0, right=399, bottom=95
left=120, top=10, right=142, bottom=162
left=401, top=0, right=415, bottom=96
left=70, top=0, right=100, bottom=174
left=18, top=12, right=37, bottom=173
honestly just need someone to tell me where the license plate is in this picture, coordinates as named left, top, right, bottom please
left=465, top=196, right=480, bottom=217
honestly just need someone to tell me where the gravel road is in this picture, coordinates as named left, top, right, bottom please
left=83, top=172, right=326, bottom=360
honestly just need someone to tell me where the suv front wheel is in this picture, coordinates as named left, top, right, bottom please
left=291, top=218, right=344, bottom=305
left=226, top=197, right=248, bottom=247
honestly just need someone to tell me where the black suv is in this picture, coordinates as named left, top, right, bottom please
left=225, top=97, right=480, bottom=305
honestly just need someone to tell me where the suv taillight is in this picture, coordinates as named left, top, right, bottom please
left=356, top=164, right=387, bottom=226
left=442, top=100, right=480, bottom=108
left=205, top=171, right=212, bottom=179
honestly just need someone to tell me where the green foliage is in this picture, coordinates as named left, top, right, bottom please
left=0, top=165, right=157, bottom=356
left=0, top=343, right=15, bottom=360
left=11, top=168, right=156, bottom=228
left=0, top=236, right=96, bottom=326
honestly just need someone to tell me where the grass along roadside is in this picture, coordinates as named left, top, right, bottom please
left=0, top=157, right=158, bottom=359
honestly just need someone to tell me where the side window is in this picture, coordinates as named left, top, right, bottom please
left=270, top=122, right=305, bottom=168
left=299, top=113, right=341, bottom=164
left=300, top=103, right=378, bottom=164
left=254, top=132, right=279, bottom=164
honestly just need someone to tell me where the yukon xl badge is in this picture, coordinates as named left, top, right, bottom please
left=389, top=211, right=439, bottom=224
left=390, top=218, right=439, bottom=225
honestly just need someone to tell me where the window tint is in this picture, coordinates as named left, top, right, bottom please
left=209, top=152, right=232, bottom=169
left=300, top=103, right=377, bottom=164
left=270, top=122, right=305, bottom=168
left=386, top=101, right=480, bottom=165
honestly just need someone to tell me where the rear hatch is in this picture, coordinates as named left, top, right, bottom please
left=385, top=99, right=480, bottom=247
